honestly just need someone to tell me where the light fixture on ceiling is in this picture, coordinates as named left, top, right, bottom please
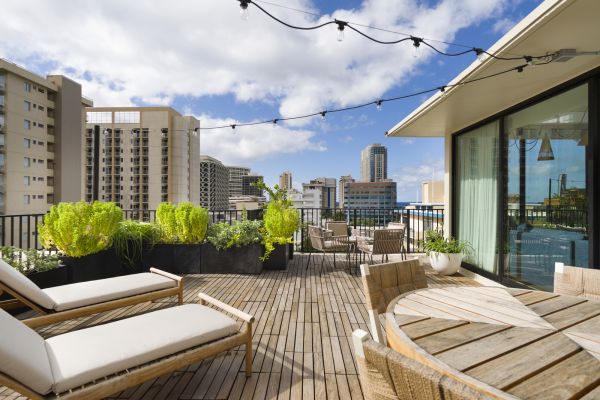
left=537, top=132, right=555, bottom=161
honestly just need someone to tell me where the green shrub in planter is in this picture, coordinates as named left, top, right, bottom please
left=113, top=221, right=161, bottom=270
left=206, top=219, right=263, bottom=251
left=0, top=246, right=60, bottom=275
left=253, top=181, right=300, bottom=261
left=156, top=202, right=209, bottom=244
left=39, top=201, right=123, bottom=257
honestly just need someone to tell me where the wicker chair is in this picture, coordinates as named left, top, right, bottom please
left=326, top=221, right=349, bottom=237
left=358, top=229, right=406, bottom=264
left=554, top=262, right=600, bottom=300
left=306, top=225, right=352, bottom=271
left=352, top=330, right=495, bottom=400
left=360, top=259, right=427, bottom=343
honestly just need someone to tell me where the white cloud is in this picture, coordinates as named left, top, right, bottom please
left=401, top=138, right=416, bottom=145
left=391, top=160, right=444, bottom=200
left=196, top=115, right=326, bottom=165
left=0, top=0, right=509, bottom=124
left=492, top=17, right=517, bottom=34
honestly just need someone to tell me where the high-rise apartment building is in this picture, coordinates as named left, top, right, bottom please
left=242, top=174, right=263, bottom=196
left=0, top=59, right=91, bottom=216
left=344, top=181, right=397, bottom=209
left=302, top=177, right=336, bottom=209
left=339, top=175, right=355, bottom=209
left=85, top=107, right=200, bottom=211
left=199, top=155, right=229, bottom=210
left=279, top=171, right=292, bottom=191
left=361, top=143, right=388, bottom=182
left=227, top=165, right=250, bottom=197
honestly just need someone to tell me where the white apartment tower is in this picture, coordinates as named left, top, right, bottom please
left=0, top=59, right=91, bottom=216
left=339, top=175, right=355, bottom=209
left=361, top=143, right=388, bottom=182
left=199, top=155, right=230, bottom=210
left=85, top=107, right=200, bottom=211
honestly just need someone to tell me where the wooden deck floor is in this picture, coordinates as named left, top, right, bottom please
left=1, top=254, right=479, bottom=400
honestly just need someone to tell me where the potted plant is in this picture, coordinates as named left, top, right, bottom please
left=0, top=246, right=64, bottom=289
left=112, top=220, right=161, bottom=272
left=421, top=229, right=472, bottom=275
left=203, top=218, right=264, bottom=274
left=145, top=202, right=209, bottom=274
left=254, top=181, right=300, bottom=270
left=38, top=201, right=123, bottom=282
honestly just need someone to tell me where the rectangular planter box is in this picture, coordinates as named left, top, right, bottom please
left=202, top=244, right=263, bottom=274
left=28, top=265, right=70, bottom=289
left=263, top=244, right=289, bottom=270
left=62, top=248, right=126, bottom=284
left=142, top=244, right=202, bottom=274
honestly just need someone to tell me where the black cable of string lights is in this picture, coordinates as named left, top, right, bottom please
left=198, top=61, right=543, bottom=131
left=239, top=0, right=556, bottom=61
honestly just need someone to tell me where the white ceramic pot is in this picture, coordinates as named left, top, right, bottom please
left=429, top=252, right=463, bottom=275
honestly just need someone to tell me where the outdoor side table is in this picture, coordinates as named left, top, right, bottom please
left=385, top=286, right=600, bottom=399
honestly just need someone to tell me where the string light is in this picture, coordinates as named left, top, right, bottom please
left=272, top=118, right=279, bottom=127
left=239, top=0, right=249, bottom=20
left=376, top=100, right=383, bottom=111
left=242, top=0, right=555, bottom=62
left=199, top=61, right=547, bottom=130
left=516, top=66, right=524, bottom=79
left=335, top=20, right=346, bottom=42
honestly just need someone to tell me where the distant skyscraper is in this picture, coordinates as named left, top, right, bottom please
left=242, top=174, right=263, bottom=196
left=339, top=175, right=355, bottom=209
left=279, top=171, right=292, bottom=191
left=344, top=181, right=397, bottom=209
left=199, top=155, right=229, bottom=210
left=226, top=165, right=250, bottom=197
left=302, top=177, right=336, bottom=209
left=361, top=143, right=388, bottom=182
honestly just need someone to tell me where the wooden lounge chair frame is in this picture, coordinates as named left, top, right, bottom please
left=0, top=268, right=184, bottom=328
left=0, top=292, right=254, bottom=400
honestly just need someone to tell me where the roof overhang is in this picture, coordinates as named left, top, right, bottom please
left=387, top=0, right=600, bottom=138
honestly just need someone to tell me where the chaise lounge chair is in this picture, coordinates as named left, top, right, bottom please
left=0, top=292, right=254, bottom=400
left=0, top=259, right=184, bottom=328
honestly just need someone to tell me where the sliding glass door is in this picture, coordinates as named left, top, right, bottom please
left=504, top=84, right=588, bottom=290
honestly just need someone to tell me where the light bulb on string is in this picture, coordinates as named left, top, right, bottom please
left=320, top=111, right=327, bottom=120
left=411, top=36, right=421, bottom=59
left=272, top=119, right=278, bottom=128
left=524, top=56, right=535, bottom=67
left=376, top=100, right=383, bottom=111
left=516, top=66, right=524, bottom=79
left=438, top=86, right=447, bottom=98
left=474, top=48, right=485, bottom=62
left=335, top=20, right=346, bottom=42
left=239, top=0, right=249, bottom=21
left=231, top=124, right=237, bottom=133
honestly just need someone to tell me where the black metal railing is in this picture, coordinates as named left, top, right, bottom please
left=506, top=206, right=588, bottom=230
left=296, top=207, right=445, bottom=253
left=0, top=206, right=444, bottom=253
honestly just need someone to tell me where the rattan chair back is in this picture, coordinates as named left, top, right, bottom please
left=554, top=263, right=600, bottom=300
left=308, top=225, right=325, bottom=252
left=372, top=229, right=404, bottom=256
left=326, top=221, right=349, bottom=237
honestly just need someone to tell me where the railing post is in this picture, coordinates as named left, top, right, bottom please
left=300, top=209, right=305, bottom=253
left=406, top=209, right=411, bottom=253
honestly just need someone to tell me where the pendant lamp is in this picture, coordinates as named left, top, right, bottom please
left=537, top=132, right=554, bottom=161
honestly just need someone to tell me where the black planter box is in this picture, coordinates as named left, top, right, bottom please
left=28, top=265, right=70, bottom=289
left=202, top=244, right=263, bottom=274
left=142, top=244, right=202, bottom=274
left=62, top=248, right=125, bottom=283
left=263, top=244, right=289, bottom=270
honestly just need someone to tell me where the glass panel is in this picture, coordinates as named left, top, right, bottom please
left=456, top=121, right=499, bottom=273
left=504, top=84, right=588, bottom=291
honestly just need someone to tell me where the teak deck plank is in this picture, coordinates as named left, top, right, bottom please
left=2, top=253, right=478, bottom=400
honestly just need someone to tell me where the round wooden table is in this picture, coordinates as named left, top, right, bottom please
left=385, top=286, right=600, bottom=399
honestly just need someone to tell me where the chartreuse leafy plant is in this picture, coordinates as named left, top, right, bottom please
left=420, top=229, right=472, bottom=255
left=253, top=180, right=300, bottom=260
left=156, top=202, right=209, bottom=244
left=113, top=221, right=161, bottom=269
left=38, top=201, right=123, bottom=258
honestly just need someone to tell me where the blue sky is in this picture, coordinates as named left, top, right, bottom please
left=0, top=0, right=544, bottom=201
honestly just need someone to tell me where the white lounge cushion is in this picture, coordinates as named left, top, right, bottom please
left=0, top=259, right=56, bottom=310
left=44, top=272, right=177, bottom=311
left=45, top=304, right=238, bottom=393
left=0, top=309, right=54, bottom=395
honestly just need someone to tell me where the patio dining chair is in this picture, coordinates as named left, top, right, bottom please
left=352, top=330, right=496, bottom=400
left=306, top=225, right=353, bottom=272
left=326, top=221, right=349, bottom=237
left=358, top=228, right=406, bottom=264
left=360, top=259, right=427, bottom=343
